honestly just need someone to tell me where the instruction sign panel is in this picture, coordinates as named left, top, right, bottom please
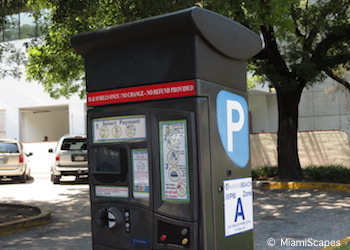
left=92, top=115, right=146, bottom=143
left=95, top=186, right=129, bottom=198
left=132, top=149, right=150, bottom=199
left=87, top=80, right=196, bottom=106
left=159, top=120, right=189, bottom=202
left=224, top=177, right=253, bottom=237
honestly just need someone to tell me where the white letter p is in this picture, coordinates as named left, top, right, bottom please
left=227, top=100, right=244, bottom=152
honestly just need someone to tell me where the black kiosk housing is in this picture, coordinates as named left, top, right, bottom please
left=72, top=7, right=262, bottom=250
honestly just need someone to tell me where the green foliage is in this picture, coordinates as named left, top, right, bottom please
left=253, top=165, right=350, bottom=184
left=252, top=166, right=278, bottom=179
left=204, top=0, right=298, bottom=34
left=247, top=75, right=261, bottom=89
left=0, top=42, right=26, bottom=79
left=0, top=0, right=27, bottom=19
left=24, top=0, right=350, bottom=98
left=26, top=42, right=85, bottom=98
left=116, top=0, right=197, bottom=20
left=25, top=0, right=199, bottom=98
left=0, top=0, right=27, bottom=80
left=26, top=0, right=104, bottom=98
left=303, top=165, right=350, bottom=184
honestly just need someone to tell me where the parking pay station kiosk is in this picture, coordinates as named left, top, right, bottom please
left=72, top=7, right=262, bottom=250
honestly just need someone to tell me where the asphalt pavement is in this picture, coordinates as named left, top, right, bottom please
left=0, top=175, right=92, bottom=249
left=254, top=187, right=350, bottom=250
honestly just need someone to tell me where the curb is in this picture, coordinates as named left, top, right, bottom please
left=254, top=180, right=350, bottom=192
left=323, top=236, right=350, bottom=250
left=0, top=204, right=51, bottom=236
left=254, top=180, right=350, bottom=249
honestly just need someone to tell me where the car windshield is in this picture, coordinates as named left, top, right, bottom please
left=61, top=139, right=86, bottom=151
left=0, top=142, right=19, bottom=153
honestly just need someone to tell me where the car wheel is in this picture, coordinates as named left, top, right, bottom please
left=26, top=167, right=31, bottom=180
left=53, top=175, right=61, bottom=184
left=19, top=172, right=26, bottom=183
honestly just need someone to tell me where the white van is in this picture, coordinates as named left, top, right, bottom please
left=49, top=135, right=88, bottom=184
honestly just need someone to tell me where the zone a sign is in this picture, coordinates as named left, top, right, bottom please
left=216, top=90, right=249, bottom=168
left=223, top=177, right=253, bottom=237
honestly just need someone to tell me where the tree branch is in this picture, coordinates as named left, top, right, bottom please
left=259, top=25, right=291, bottom=75
left=313, top=25, right=350, bottom=57
left=323, top=69, right=350, bottom=92
left=259, top=25, right=307, bottom=91
left=290, top=7, right=304, bottom=39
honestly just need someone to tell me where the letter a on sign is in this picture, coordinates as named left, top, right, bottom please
left=216, top=90, right=249, bottom=168
left=234, top=197, right=245, bottom=222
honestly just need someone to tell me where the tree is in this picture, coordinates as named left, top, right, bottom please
left=0, top=0, right=27, bottom=79
left=195, top=0, right=349, bottom=179
left=26, top=0, right=350, bottom=180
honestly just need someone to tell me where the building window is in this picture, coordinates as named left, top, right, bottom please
left=1, top=11, right=47, bottom=42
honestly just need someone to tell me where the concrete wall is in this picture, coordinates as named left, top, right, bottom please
left=249, top=78, right=350, bottom=138
left=248, top=92, right=278, bottom=133
left=250, top=130, right=350, bottom=168
left=68, top=101, right=87, bottom=136
left=299, top=78, right=350, bottom=137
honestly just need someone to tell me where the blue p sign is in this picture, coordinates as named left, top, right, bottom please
left=216, top=90, right=249, bottom=168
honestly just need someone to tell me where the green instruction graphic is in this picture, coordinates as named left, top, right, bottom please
left=159, top=120, right=189, bottom=202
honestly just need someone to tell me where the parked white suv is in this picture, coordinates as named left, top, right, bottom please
left=0, top=139, right=32, bottom=183
left=49, top=135, right=88, bottom=184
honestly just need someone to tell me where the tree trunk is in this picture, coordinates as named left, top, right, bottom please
left=276, top=87, right=304, bottom=180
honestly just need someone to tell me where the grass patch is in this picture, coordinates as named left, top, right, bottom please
left=252, top=165, right=350, bottom=184
left=336, top=242, right=350, bottom=250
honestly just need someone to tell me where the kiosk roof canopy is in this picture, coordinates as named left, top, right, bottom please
left=72, top=7, right=262, bottom=60
left=72, top=7, right=263, bottom=93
